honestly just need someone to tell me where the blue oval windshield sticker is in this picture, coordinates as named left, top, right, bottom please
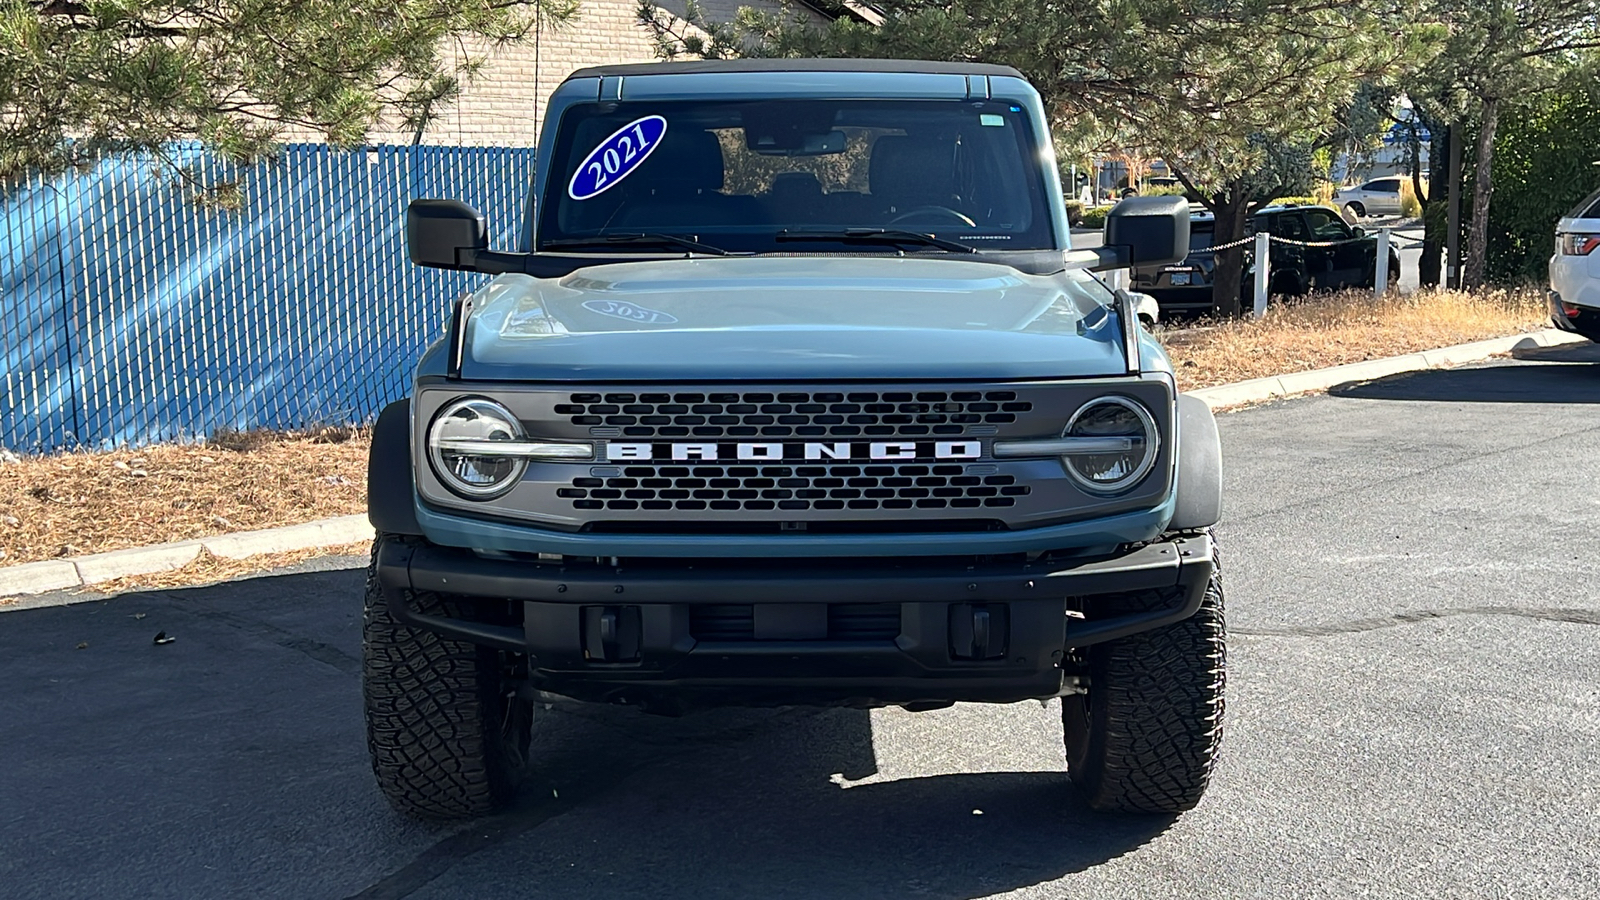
left=582, top=299, right=678, bottom=325
left=567, top=116, right=668, bottom=201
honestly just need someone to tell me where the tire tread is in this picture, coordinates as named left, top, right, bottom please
left=1064, top=546, right=1226, bottom=813
left=362, top=538, right=522, bottom=819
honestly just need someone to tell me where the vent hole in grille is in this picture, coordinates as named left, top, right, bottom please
left=562, top=389, right=1034, bottom=439
left=562, top=465, right=1029, bottom=512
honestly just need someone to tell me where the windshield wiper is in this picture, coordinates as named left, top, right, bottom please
left=775, top=228, right=977, bottom=254
left=541, top=233, right=731, bottom=256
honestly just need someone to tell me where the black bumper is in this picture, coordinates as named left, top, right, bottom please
left=1551, top=291, right=1600, bottom=341
left=375, top=534, right=1215, bottom=709
left=1132, top=283, right=1217, bottom=313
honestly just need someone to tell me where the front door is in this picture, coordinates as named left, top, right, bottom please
left=1360, top=178, right=1403, bottom=216
left=1302, top=207, right=1369, bottom=289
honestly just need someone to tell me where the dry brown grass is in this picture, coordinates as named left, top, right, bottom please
left=1161, top=287, right=1550, bottom=392
left=0, top=427, right=369, bottom=566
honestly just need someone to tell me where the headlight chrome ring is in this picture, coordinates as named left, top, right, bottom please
left=427, top=398, right=530, bottom=500
left=1059, top=395, right=1159, bottom=494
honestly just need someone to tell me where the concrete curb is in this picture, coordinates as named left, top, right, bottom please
left=1, top=515, right=373, bottom=601
left=1186, top=328, right=1587, bottom=411
left=0, top=328, right=1587, bottom=601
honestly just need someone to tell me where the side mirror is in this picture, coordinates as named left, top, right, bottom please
left=1351, top=225, right=1366, bottom=238
left=1096, top=196, right=1190, bottom=269
left=407, top=199, right=487, bottom=270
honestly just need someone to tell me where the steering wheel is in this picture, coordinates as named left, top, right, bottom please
left=887, top=206, right=977, bottom=229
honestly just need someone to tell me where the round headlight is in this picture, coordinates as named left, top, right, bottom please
left=428, top=398, right=528, bottom=499
left=1062, top=396, right=1159, bottom=493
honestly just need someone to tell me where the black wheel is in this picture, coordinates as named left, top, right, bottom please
left=363, top=536, right=534, bottom=819
left=1269, top=269, right=1309, bottom=298
left=1343, top=202, right=1365, bottom=220
left=1062, top=538, right=1226, bottom=813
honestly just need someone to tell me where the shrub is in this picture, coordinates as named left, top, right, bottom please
left=1399, top=178, right=1424, bottom=219
left=1079, top=205, right=1114, bottom=229
left=1269, top=196, right=1339, bottom=210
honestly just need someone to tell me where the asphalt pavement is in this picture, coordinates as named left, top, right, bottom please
left=3, top=342, right=1598, bottom=899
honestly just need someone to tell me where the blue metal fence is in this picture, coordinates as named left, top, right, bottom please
left=0, top=142, right=536, bottom=452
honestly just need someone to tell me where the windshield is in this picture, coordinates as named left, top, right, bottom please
left=538, top=98, right=1056, bottom=254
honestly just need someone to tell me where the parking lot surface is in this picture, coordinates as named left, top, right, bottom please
left=3, top=342, right=1597, bottom=899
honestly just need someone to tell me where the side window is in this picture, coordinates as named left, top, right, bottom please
left=1270, top=214, right=1307, bottom=240
left=1376, top=179, right=1400, bottom=194
left=1304, top=209, right=1351, bottom=240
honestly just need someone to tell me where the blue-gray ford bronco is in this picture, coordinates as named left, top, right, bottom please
left=363, top=59, right=1226, bottom=819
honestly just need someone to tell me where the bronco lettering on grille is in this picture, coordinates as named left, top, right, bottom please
left=606, top=441, right=982, bottom=462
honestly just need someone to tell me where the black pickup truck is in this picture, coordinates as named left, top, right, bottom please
left=1133, top=204, right=1403, bottom=316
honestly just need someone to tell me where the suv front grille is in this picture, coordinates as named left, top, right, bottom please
left=557, top=464, right=1032, bottom=512
left=554, top=390, right=1033, bottom=439
left=690, top=603, right=901, bottom=641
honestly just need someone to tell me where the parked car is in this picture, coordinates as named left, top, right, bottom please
left=369, top=58, right=1227, bottom=820
left=1550, top=186, right=1600, bottom=342
left=1334, top=176, right=1412, bottom=219
left=1131, top=204, right=1402, bottom=315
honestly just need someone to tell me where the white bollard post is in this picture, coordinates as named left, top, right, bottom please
left=1374, top=228, right=1391, bottom=297
left=1253, top=231, right=1270, bottom=318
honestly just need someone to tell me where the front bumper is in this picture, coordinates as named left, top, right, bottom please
left=375, top=532, right=1215, bottom=709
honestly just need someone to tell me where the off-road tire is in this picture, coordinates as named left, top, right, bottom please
left=362, top=536, right=533, bottom=819
left=1062, top=541, right=1225, bottom=813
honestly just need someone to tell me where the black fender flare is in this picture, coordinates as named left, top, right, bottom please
left=368, top=399, right=423, bottom=536
left=1171, top=394, right=1222, bottom=531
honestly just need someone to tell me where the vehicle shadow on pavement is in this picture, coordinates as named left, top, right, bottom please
left=1329, top=341, right=1600, bottom=404
left=434, top=702, right=1178, bottom=900
left=0, top=566, right=1172, bottom=900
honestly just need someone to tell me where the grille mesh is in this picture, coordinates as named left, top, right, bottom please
left=559, top=464, right=1032, bottom=512
left=555, top=390, right=1033, bottom=439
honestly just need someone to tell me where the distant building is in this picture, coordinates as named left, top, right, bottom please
left=394, top=1, right=865, bottom=147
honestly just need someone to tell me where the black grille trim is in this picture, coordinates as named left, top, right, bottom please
left=690, top=603, right=902, bottom=641
left=562, top=464, right=1031, bottom=513
left=560, top=390, right=1032, bottom=439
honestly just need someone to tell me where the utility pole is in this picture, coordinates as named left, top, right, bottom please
left=1445, top=122, right=1464, bottom=290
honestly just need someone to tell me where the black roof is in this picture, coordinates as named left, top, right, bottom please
left=566, top=58, right=1025, bottom=80
left=1188, top=202, right=1322, bottom=224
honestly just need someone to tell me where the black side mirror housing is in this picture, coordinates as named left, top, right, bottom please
left=406, top=199, right=530, bottom=275
left=407, top=199, right=488, bottom=270
left=1096, top=196, right=1191, bottom=270
left=1351, top=225, right=1366, bottom=238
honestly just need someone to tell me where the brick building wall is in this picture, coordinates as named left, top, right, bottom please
left=397, top=0, right=828, bottom=148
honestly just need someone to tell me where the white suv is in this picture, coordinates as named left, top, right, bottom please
left=1550, top=188, right=1600, bottom=342
left=1334, top=176, right=1411, bottom=219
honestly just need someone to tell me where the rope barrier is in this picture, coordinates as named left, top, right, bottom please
left=1187, top=231, right=1423, bottom=254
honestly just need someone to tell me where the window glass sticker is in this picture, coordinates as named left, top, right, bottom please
left=979, top=114, right=1005, bottom=127
left=568, top=115, right=669, bottom=201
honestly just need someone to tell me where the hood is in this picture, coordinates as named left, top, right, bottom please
left=458, top=256, right=1128, bottom=381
